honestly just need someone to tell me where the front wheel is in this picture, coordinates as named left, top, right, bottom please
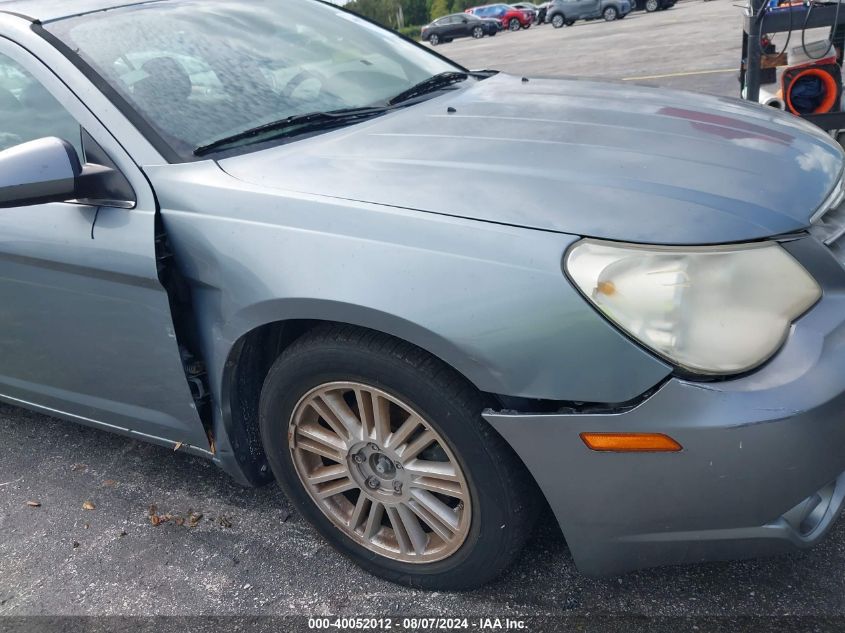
left=472, top=25, right=484, bottom=38
left=645, top=0, right=659, bottom=11
left=429, top=33, right=440, bottom=45
left=258, top=327, right=539, bottom=590
left=603, top=6, right=618, bottom=20
left=551, top=13, right=565, bottom=27
left=508, top=17, right=521, bottom=30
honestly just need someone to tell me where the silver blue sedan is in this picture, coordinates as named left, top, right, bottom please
left=1, top=0, right=844, bottom=590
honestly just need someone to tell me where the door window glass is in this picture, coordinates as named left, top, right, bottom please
left=0, top=53, right=82, bottom=154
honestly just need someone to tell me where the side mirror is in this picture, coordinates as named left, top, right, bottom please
left=0, top=137, right=80, bottom=208
left=0, top=136, right=131, bottom=209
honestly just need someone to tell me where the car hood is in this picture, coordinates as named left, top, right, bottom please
left=218, top=73, right=844, bottom=244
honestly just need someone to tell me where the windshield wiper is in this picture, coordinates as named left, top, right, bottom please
left=387, top=71, right=469, bottom=106
left=194, top=106, right=391, bottom=156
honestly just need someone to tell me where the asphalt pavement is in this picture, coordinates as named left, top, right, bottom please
left=3, top=402, right=845, bottom=620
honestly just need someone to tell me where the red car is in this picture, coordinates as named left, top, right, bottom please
left=465, top=3, right=534, bottom=30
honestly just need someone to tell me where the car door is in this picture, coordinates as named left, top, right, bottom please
left=454, top=15, right=475, bottom=37
left=452, top=16, right=470, bottom=38
left=436, top=16, right=455, bottom=38
left=0, top=38, right=209, bottom=450
left=576, top=0, right=602, bottom=17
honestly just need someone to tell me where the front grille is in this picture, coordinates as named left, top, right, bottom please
left=810, top=182, right=845, bottom=266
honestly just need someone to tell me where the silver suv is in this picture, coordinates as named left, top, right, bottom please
left=546, top=0, right=631, bottom=25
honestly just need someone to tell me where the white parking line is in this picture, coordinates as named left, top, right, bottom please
left=622, top=68, right=736, bottom=81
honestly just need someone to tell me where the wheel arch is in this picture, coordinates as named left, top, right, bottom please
left=218, top=314, right=552, bottom=523
left=217, top=302, right=508, bottom=486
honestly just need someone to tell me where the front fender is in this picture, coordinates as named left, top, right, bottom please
left=151, top=160, right=668, bottom=403
left=148, top=161, right=670, bottom=480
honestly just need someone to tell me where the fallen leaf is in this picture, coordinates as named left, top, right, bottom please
left=25, top=500, right=41, bottom=508
left=102, top=480, right=117, bottom=487
left=173, top=442, right=183, bottom=451
left=84, top=523, right=89, bottom=530
left=175, top=517, right=185, bottom=526
left=150, top=515, right=161, bottom=526
left=188, top=512, right=203, bottom=527
left=71, top=463, right=87, bottom=472
left=148, top=504, right=157, bottom=516
left=218, top=516, right=232, bottom=528
left=82, top=500, right=96, bottom=511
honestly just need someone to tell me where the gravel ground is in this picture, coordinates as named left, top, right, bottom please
left=3, top=0, right=845, bottom=626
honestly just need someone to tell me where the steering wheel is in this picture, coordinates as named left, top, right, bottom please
left=282, top=69, right=324, bottom=101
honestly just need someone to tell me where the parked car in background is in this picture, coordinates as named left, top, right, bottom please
left=511, top=2, right=545, bottom=22
left=546, top=0, right=631, bottom=24
left=466, top=3, right=534, bottom=30
left=631, top=0, right=675, bottom=11
left=421, top=13, right=499, bottom=45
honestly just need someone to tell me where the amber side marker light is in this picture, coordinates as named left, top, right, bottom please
left=580, top=432, right=682, bottom=452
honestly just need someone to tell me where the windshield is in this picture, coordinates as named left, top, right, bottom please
left=45, top=0, right=461, bottom=160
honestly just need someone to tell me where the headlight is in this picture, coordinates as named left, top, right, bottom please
left=565, top=239, right=821, bottom=375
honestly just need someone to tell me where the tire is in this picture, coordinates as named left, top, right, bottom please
left=429, top=33, right=440, bottom=45
left=645, top=0, right=658, bottom=11
left=603, top=6, right=618, bottom=20
left=551, top=13, right=565, bottom=27
left=565, top=18, right=576, bottom=25
left=472, top=26, right=484, bottom=38
left=508, top=17, right=521, bottom=30
left=258, top=326, right=539, bottom=590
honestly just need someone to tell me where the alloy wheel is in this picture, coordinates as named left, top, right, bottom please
left=288, top=382, right=472, bottom=563
left=645, top=0, right=658, bottom=10
left=509, top=18, right=521, bottom=30
left=551, top=14, right=564, bottom=27
left=472, top=26, right=484, bottom=38
left=604, top=6, right=617, bottom=19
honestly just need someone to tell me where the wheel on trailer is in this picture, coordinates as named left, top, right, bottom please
left=258, top=326, right=540, bottom=590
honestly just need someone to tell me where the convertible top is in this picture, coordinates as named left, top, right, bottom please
left=0, top=0, right=160, bottom=22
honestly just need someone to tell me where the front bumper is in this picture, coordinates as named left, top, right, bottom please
left=485, top=236, right=845, bottom=576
